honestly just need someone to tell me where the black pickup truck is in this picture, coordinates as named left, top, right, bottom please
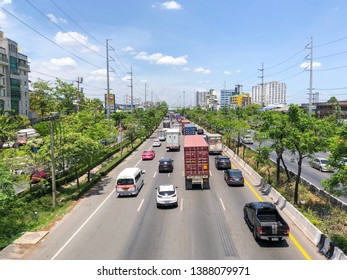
left=243, top=202, right=290, bottom=241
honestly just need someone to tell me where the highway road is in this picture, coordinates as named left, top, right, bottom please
left=22, top=128, right=326, bottom=260
left=246, top=139, right=347, bottom=204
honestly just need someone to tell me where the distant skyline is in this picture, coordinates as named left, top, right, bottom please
left=1, top=0, right=347, bottom=107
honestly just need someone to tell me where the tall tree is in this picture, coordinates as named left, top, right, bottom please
left=29, top=79, right=55, bottom=117
left=261, top=111, right=291, bottom=185
left=284, top=105, right=331, bottom=205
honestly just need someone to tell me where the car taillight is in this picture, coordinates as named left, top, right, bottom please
left=286, top=226, right=290, bottom=235
left=172, top=194, right=177, bottom=197
left=259, top=226, right=263, bottom=235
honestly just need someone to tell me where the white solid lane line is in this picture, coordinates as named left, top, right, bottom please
left=51, top=189, right=116, bottom=260
left=180, top=198, right=183, bottom=211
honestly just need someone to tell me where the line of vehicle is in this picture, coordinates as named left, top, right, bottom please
left=235, top=164, right=312, bottom=260
left=51, top=189, right=116, bottom=260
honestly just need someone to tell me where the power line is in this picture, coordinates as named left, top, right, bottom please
left=1, top=6, right=104, bottom=70
left=315, top=65, right=347, bottom=71
left=316, top=50, right=347, bottom=59
left=49, top=0, right=106, bottom=47
left=266, top=48, right=306, bottom=71
left=315, top=36, right=347, bottom=48
left=25, top=0, right=105, bottom=59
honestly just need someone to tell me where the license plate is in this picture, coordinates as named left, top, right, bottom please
left=272, top=237, right=279, bottom=241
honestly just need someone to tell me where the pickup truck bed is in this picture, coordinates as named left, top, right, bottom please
left=243, top=202, right=290, bottom=241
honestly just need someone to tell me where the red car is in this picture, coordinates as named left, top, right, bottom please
left=31, top=168, right=49, bottom=183
left=142, top=150, right=155, bottom=160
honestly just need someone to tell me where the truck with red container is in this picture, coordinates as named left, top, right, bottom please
left=184, top=135, right=209, bottom=189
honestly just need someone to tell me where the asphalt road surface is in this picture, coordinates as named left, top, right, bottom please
left=22, top=130, right=326, bottom=260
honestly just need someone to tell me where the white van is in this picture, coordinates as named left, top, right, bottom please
left=116, top=167, right=145, bottom=196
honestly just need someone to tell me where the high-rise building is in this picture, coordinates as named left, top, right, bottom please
left=0, top=31, right=30, bottom=116
left=252, top=81, right=286, bottom=106
left=196, top=89, right=218, bottom=110
left=220, top=89, right=233, bottom=107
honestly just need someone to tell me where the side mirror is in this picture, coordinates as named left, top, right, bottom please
left=141, top=170, right=146, bottom=174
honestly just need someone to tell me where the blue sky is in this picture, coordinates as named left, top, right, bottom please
left=1, top=0, right=347, bottom=107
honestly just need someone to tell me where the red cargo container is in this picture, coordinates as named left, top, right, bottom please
left=184, top=135, right=209, bottom=188
left=181, top=119, right=190, bottom=134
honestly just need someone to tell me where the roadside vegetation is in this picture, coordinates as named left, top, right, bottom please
left=182, top=104, right=347, bottom=253
left=0, top=78, right=168, bottom=250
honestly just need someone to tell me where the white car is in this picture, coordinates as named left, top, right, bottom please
left=242, top=135, right=253, bottom=144
left=153, top=139, right=161, bottom=147
left=156, top=184, right=178, bottom=208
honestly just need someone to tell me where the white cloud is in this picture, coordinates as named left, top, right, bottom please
left=300, top=61, right=322, bottom=70
left=135, top=51, right=188, bottom=65
left=161, top=1, right=182, bottom=10
left=224, top=69, right=241, bottom=75
left=0, top=0, right=12, bottom=6
left=46, top=13, right=67, bottom=24
left=49, top=57, right=77, bottom=69
left=194, top=67, right=211, bottom=74
left=87, top=69, right=114, bottom=82
left=54, top=31, right=100, bottom=53
left=0, top=0, right=12, bottom=24
left=122, top=46, right=135, bottom=52
left=55, top=31, right=88, bottom=47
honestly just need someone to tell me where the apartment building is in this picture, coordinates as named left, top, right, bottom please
left=0, top=31, right=30, bottom=116
left=252, top=81, right=286, bottom=106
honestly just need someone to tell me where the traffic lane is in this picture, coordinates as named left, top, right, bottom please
left=122, top=145, right=232, bottom=259
left=26, top=132, right=163, bottom=259
left=221, top=155, right=325, bottom=259
left=209, top=157, right=306, bottom=260
left=45, top=136, right=167, bottom=260
left=279, top=150, right=347, bottom=203
left=249, top=142, right=347, bottom=203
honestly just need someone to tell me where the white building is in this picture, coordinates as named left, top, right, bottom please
left=0, top=31, right=30, bottom=116
left=196, top=89, right=218, bottom=110
left=252, top=81, right=286, bottom=106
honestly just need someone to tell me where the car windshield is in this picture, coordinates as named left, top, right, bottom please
left=143, top=151, right=152, bottom=154
left=219, top=158, right=229, bottom=162
left=117, top=178, right=134, bottom=185
left=159, top=190, right=175, bottom=195
left=320, top=159, right=328, bottom=164
left=229, top=170, right=242, bottom=177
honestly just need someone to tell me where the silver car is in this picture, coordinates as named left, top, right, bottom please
left=309, top=157, right=333, bottom=172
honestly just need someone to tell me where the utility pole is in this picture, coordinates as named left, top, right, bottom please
left=258, top=62, right=264, bottom=107
left=128, top=66, right=133, bottom=113
left=183, top=91, right=185, bottom=108
left=76, top=77, right=83, bottom=111
left=308, top=37, right=313, bottom=117
left=106, top=39, right=111, bottom=120
left=49, top=117, right=57, bottom=207
left=144, top=82, right=147, bottom=110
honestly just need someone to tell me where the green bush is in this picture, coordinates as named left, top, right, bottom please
left=331, top=233, right=347, bottom=253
